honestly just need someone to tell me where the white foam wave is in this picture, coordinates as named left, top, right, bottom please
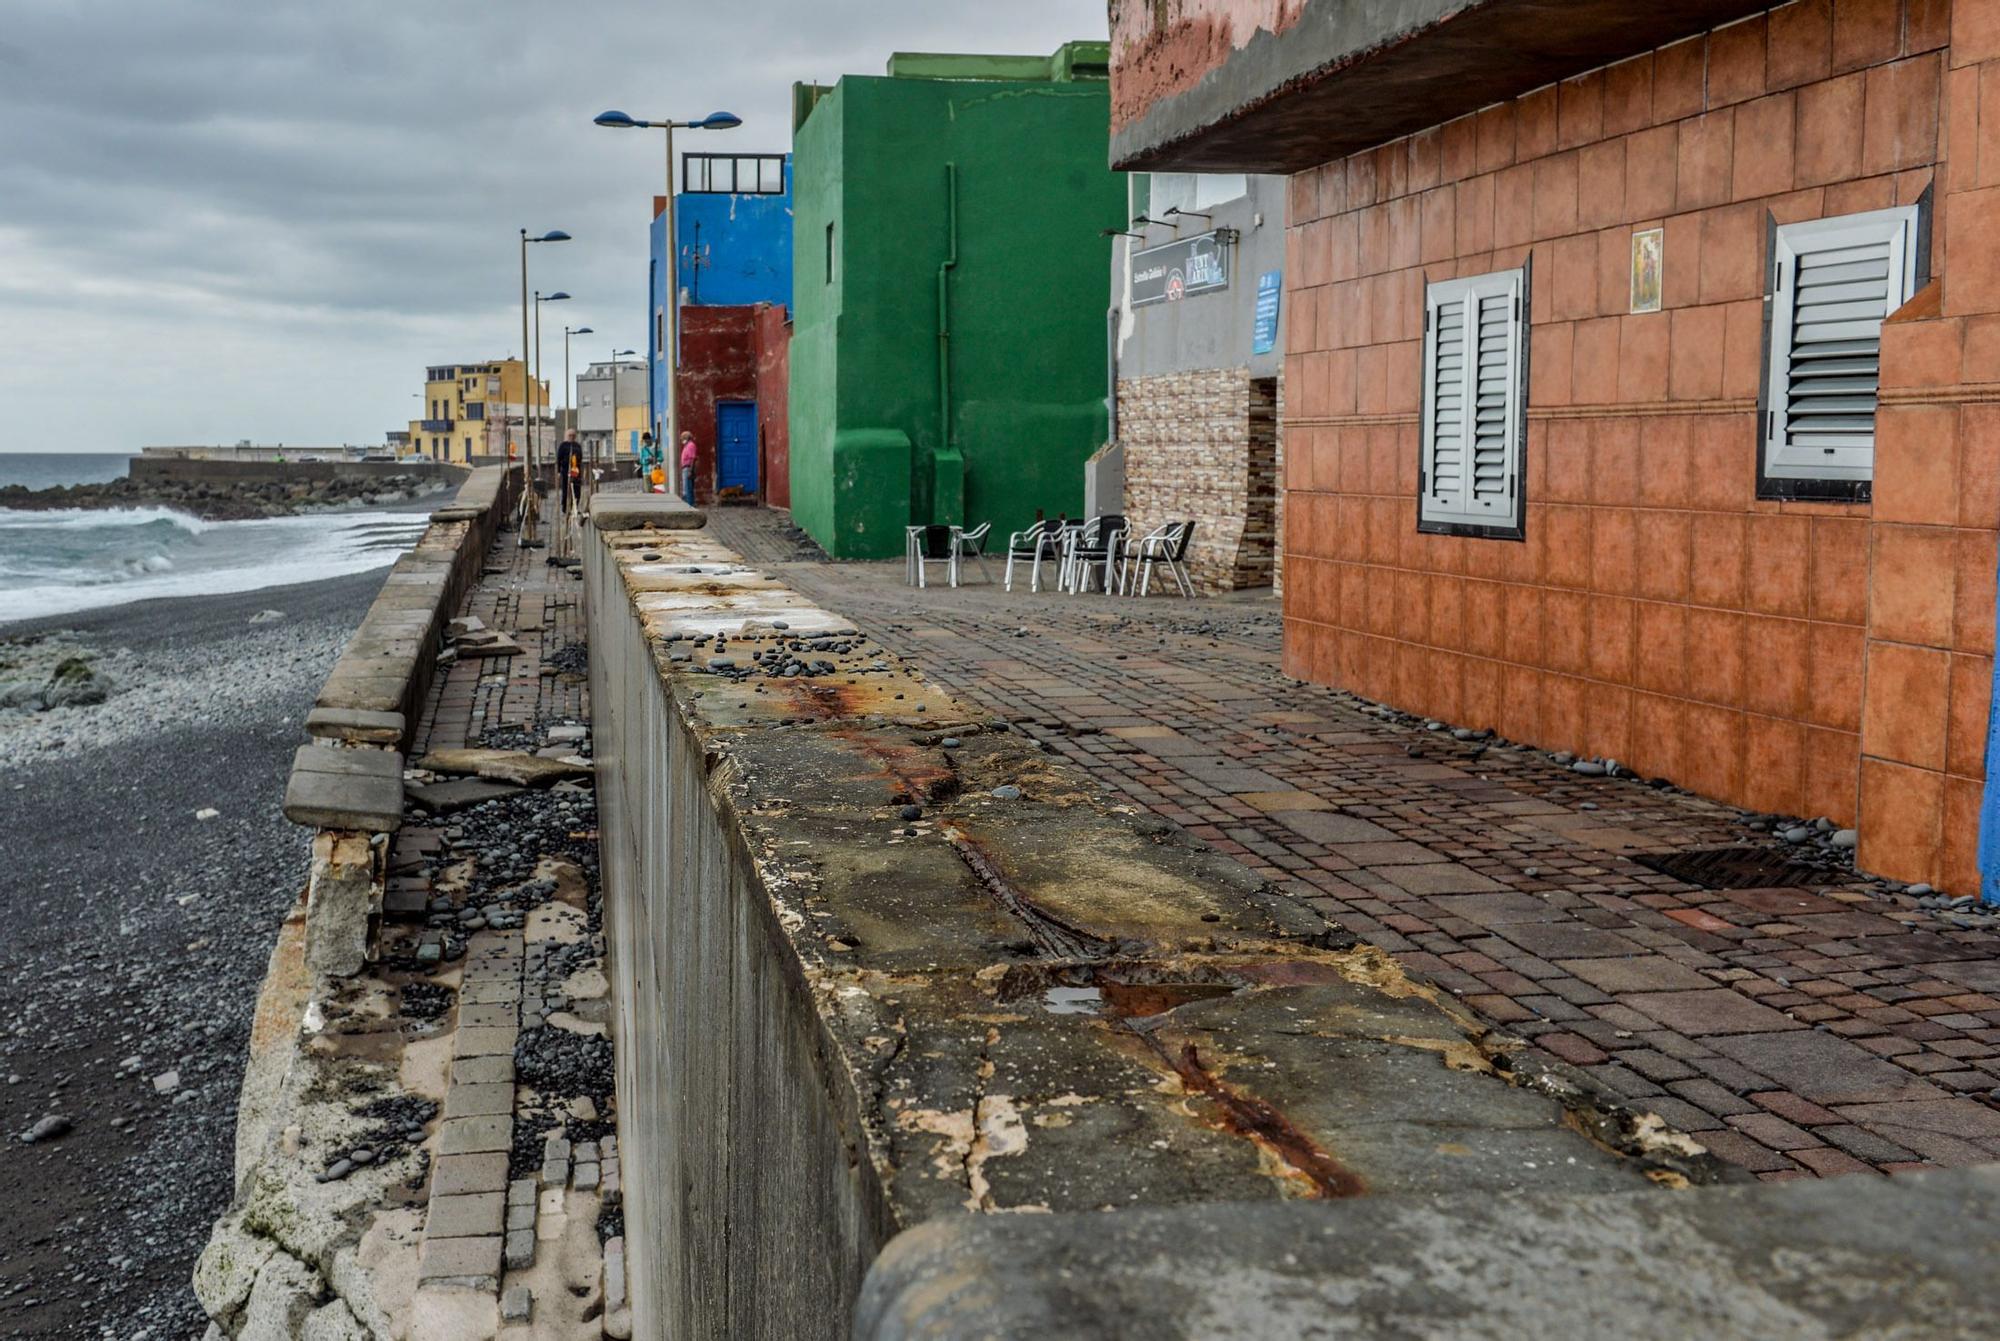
left=0, top=505, right=212, bottom=534
left=0, top=509, right=434, bottom=624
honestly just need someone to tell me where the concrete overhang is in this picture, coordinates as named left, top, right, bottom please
left=1111, top=0, right=1775, bottom=174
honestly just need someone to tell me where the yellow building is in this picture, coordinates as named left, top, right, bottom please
left=405, top=359, right=551, bottom=464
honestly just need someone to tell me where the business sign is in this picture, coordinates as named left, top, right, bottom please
left=1252, top=270, right=1282, bottom=355
left=1130, top=231, right=1230, bottom=307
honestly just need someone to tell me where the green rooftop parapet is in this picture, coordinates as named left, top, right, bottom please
left=886, top=42, right=1110, bottom=84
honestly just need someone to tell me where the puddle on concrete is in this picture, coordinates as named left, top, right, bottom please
left=1043, top=986, right=1102, bottom=1015
left=1038, top=979, right=1239, bottom=1019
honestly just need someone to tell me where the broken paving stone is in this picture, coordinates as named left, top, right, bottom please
left=501, top=1286, right=532, bottom=1322
left=152, top=1070, right=180, bottom=1095
left=414, top=749, right=592, bottom=788
left=504, top=1229, right=536, bottom=1270
left=408, top=778, right=525, bottom=814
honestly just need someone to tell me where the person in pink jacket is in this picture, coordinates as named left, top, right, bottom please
left=678, top=431, right=697, bottom=505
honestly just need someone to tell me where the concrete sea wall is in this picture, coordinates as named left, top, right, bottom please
left=581, top=501, right=1741, bottom=1338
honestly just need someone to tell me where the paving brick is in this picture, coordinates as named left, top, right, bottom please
left=1711, top=1032, right=1945, bottom=1105
left=418, top=1234, right=502, bottom=1286
left=1623, top=992, right=1805, bottom=1037
left=444, top=1082, right=516, bottom=1120
left=439, top=1116, right=514, bottom=1156
left=432, top=1153, right=510, bottom=1196
left=427, top=1192, right=505, bottom=1239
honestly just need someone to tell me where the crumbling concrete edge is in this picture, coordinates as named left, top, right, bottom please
left=855, top=1166, right=2000, bottom=1339
left=196, top=899, right=424, bottom=1340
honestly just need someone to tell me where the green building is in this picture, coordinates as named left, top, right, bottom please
left=789, top=44, right=1124, bottom=558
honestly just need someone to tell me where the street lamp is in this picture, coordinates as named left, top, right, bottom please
left=607, top=347, right=636, bottom=466
left=533, top=291, right=571, bottom=475
left=593, top=108, right=741, bottom=456
left=518, top=228, right=570, bottom=474
left=565, top=324, right=593, bottom=447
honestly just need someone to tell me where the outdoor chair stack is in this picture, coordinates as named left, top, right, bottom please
left=1004, top=519, right=1065, bottom=593
left=1123, top=520, right=1197, bottom=597
left=1060, top=514, right=1127, bottom=594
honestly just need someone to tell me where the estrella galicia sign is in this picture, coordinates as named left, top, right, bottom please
left=1130, top=231, right=1229, bottom=308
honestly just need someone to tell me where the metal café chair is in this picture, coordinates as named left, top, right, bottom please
left=1061, top=515, right=1127, bottom=594
left=1124, top=520, right=1197, bottom=597
left=949, top=521, right=993, bottom=586
left=904, top=524, right=954, bottom=588
left=1003, top=519, right=1063, bottom=593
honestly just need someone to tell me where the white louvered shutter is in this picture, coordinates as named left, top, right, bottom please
left=1764, top=206, right=1919, bottom=482
left=1421, top=268, right=1525, bottom=530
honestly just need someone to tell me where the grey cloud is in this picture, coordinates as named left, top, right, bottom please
left=0, top=0, right=1109, bottom=449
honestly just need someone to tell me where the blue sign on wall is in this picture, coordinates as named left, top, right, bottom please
left=1253, top=270, right=1282, bottom=355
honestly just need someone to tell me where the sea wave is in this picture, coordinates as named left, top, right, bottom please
left=0, top=508, right=432, bottom=625
left=0, top=505, right=212, bottom=534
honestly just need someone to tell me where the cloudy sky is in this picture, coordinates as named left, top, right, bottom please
left=0, top=0, right=1109, bottom=453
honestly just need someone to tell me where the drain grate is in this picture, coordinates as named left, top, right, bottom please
left=1633, top=847, right=1841, bottom=890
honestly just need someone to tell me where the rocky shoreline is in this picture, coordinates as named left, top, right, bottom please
left=0, top=472, right=450, bottom=522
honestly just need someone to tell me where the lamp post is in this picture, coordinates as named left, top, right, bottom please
left=592, top=108, right=741, bottom=460
left=608, top=347, right=636, bottom=466
left=564, top=324, right=593, bottom=449
left=518, top=229, right=571, bottom=475
left=533, top=291, right=571, bottom=479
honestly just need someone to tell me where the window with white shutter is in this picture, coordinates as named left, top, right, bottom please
left=1419, top=266, right=1528, bottom=537
left=1760, top=205, right=1921, bottom=497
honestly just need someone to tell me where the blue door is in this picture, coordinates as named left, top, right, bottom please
left=716, top=401, right=758, bottom=493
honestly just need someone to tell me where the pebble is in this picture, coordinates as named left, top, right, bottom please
left=319, top=1159, right=354, bottom=1182
left=151, top=1071, right=179, bottom=1095
left=898, top=805, right=922, bottom=821
left=1781, top=827, right=1812, bottom=843
left=1570, top=760, right=1606, bottom=776
left=193, top=808, right=220, bottom=821
left=990, top=785, right=1023, bottom=801
left=22, top=1114, right=71, bottom=1143
left=940, top=738, right=960, bottom=748
left=1830, top=829, right=1858, bottom=849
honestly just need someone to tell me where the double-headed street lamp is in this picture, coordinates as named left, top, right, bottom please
left=519, top=229, right=570, bottom=472
left=565, top=324, right=594, bottom=442
left=592, top=108, right=741, bottom=455
left=534, top=290, right=571, bottom=472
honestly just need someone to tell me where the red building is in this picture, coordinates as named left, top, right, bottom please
left=674, top=304, right=792, bottom=507
left=1110, top=0, right=1998, bottom=895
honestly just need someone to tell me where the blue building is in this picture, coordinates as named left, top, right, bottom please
left=646, top=152, right=794, bottom=441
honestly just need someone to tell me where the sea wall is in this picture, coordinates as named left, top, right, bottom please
left=282, top=464, right=519, bottom=976
left=581, top=502, right=1734, bottom=1339
left=129, top=457, right=467, bottom=488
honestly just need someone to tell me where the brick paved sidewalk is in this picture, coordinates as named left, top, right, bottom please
left=392, top=531, right=629, bottom=1333
left=707, top=507, right=2000, bottom=1181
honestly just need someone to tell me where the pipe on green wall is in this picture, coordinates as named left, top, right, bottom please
left=937, top=162, right=959, bottom=489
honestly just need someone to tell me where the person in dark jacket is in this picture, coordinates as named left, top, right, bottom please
left=556, top=432, right=584, bottom=514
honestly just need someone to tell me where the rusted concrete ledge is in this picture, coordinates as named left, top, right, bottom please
left=857, top=1166, right=2000, bottom=1337
left=583, top=526, right=1739, bottom=1339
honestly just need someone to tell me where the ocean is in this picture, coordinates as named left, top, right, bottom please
left=0, top=452, right=432, bottom=626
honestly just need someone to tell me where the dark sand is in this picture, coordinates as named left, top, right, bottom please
left=0, top=567, right=393, bottom=1336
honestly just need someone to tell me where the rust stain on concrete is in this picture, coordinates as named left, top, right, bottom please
left=1151, top=1036, right=1366, bottom=1200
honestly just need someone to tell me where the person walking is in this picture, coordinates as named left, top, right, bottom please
left=678, top=430, right=698, bottom=506
left=556, top=431, right=584, bottom=516
left=638, top=432, right=665, bottom=493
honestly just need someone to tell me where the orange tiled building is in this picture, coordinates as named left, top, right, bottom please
left=1108, top=0, right=1997, bottom=895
